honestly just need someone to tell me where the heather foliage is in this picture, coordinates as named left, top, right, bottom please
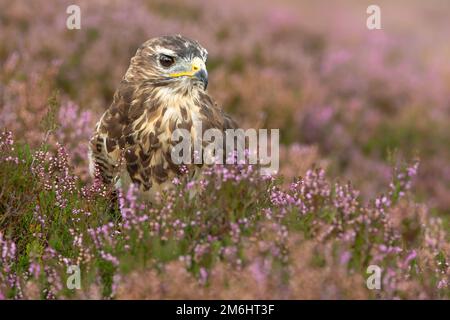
left=0, top=0, right=449, bottom=299
left=0, top=131, right=448, bottom=299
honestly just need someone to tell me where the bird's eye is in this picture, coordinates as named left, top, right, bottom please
left=159, top=54, right=175, bottom=68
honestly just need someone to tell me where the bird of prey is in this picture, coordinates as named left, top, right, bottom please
left=89, top=35, right=236, bottom=201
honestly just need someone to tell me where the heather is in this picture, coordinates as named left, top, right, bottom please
left=0, top=0, right=449, bottom=299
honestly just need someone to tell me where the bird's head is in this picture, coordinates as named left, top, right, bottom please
left=125, top=35, right=209, bottom=91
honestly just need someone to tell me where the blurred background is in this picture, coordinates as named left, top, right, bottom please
left=0, top=0, right=449, bottom=216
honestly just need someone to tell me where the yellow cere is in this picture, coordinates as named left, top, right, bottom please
left=169, top=58, right=204, bottom=78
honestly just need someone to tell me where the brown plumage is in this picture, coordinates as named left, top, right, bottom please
left=89, top=35, right=236, bottom=201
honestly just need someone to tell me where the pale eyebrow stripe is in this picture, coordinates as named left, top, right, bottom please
left=155, top=47, right=177, bottom=56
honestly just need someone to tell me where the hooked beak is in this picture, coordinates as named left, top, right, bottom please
left=194, top=68, right=208, bottom=90
left=169, top=57, right=208, bottom=90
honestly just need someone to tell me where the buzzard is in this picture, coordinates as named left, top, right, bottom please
left=89, top=35, right=236, bottom=201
